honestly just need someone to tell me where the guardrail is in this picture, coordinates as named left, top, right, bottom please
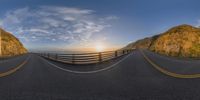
left=38, top=49, right=134, bottom=64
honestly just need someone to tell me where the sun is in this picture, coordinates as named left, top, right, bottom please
left=95, top=44, right=105, bottom=52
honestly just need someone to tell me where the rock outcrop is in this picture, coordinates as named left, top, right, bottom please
left=150, top=25, right=200, bottom=57
left=125, top=24, right=200, bottom=57
left=0, top=28, right=27, bottom=57
left=124, top=35, right=160, bottom=50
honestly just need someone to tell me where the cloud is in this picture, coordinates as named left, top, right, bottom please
left=105, top=16, right=119, bottom=20
left=0, top=6, right=118, bottom=49
left=196, top=20, right=200, bottom=27
left=0, top=20, right=2, bottom=26
left=40, top=6, right=94, bottom=15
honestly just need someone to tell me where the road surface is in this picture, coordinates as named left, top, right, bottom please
left=1, top=50, right=200, bottom=100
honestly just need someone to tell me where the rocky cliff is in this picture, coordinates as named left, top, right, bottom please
left=150, top=25, right=200, bottom=57
left=125, top=24, right=200, bottom=57
left=0, top=28, right=27, bottom=57
left=124, top=35, right=160, bottom=50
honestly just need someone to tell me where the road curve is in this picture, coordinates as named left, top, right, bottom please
left=1, top=50, right=200, bottom=99
left=141, top=49, right=200, bottom=78
left=142, top=50, right=200, bottom=74
left=0, top=55, right=30, bottom=78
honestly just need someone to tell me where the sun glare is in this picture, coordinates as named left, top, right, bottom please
left=95, top=44, right=105, bottom=52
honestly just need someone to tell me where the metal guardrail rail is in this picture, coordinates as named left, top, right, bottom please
left=38, top=49, right=134, bottom=64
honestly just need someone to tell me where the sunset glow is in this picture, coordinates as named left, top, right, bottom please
left=95, top=44, right=105, bottom=52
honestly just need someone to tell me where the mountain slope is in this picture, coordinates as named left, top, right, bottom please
left=150, top=25, right=200, bottom=57
left=0, top=28, right=27, bottom=56
left=124, top=35, right=160, bottom=50
left=125, top=24, right=200, bottom=57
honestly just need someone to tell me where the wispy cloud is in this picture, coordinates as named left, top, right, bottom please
left=0, top=6, right=118, bottom=49
left=0, top=19, right=3, bottom=26
left=196, top=20, right=200, bottom=27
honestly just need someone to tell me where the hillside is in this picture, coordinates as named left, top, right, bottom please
left=0, top=28, right=27, bottom=56
left=125, top=24, right=200, bottom=57
left=124, top=35, right=160, bottom=50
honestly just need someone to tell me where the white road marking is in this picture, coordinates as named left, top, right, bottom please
left=40, top=52, right=133, bottom=74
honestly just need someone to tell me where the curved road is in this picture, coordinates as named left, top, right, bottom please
left=1, top=50, right=200, bottom=99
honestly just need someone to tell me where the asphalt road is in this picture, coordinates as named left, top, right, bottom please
left=1, top=50, right=200, bottom=100
left=143, top=50, right=200, bottom=74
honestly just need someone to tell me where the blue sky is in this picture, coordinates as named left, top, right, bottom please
left=0, top=0, right=200, bottom=51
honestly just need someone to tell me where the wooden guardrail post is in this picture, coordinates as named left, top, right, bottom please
left=115, top=51, right=118, bottom=57
left=72, top=54, right=75, bottom=64
left=55, top=54, right=58, bottom=60
left=39, top=49, right=134, bottom=65
left=99, top=52, right=102, bottom=62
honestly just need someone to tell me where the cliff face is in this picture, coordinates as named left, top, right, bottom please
left=125, top=38, right=153, bottom=50
left=150, top=25, right=200, bottom=57
left=125, top=24, right=200, bottom=57
left=0, top=28, right=27, bottom=57
left=124, top=35, right=160, bottom=50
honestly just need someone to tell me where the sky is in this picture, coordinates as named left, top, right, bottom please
left=0, top=0, right=200, bottom=52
